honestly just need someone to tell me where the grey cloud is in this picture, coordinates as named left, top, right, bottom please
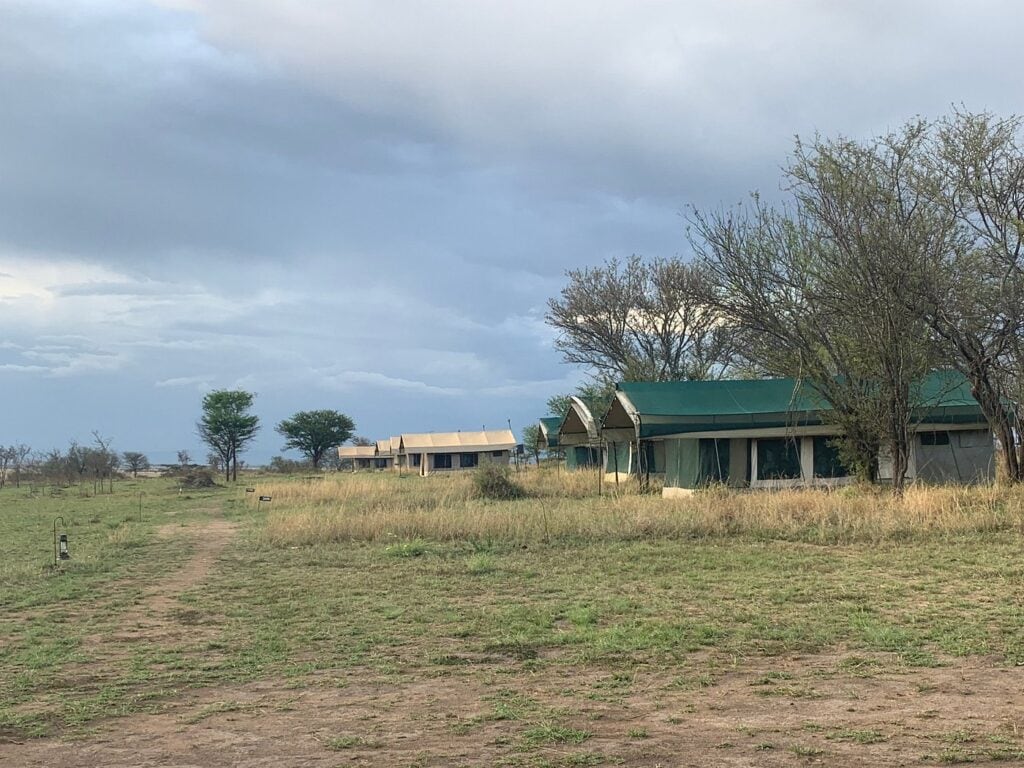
left=2, top=1, right=1022, bottom=460
left=52, top=280, right=204, bottom=298
left=154, top=375, right=213, bottom=388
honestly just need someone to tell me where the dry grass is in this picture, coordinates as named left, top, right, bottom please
left=254, top=470, right=1024, bottom=547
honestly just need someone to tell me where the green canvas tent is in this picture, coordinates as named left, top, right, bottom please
left=602, top=371, right=995, bottom=495
left=538, top=417, right=563, bottom=450
left=556, top=397, right=605, bottom=471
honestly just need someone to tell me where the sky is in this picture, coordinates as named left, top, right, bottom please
left=1, top=1, right=1022, bottom=464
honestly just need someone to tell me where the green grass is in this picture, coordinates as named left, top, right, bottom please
left=5, top=471, right=1024, bottom=761
left=0, top=477, right=240, bottom=737
left=325, top=735, right=374, bottom=750
left=521, top=724, right=591, bottom=746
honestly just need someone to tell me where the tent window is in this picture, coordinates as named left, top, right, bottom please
left=920, top=431, right=950, bottom=446
left=491, top=450, right=504, bottom=457
left=698, top=439, right=730, bottom=485
left=812, top=437, right=849, bottom=478
left=433, top=454, right=452, bottom=469
left=756, top=438, right=802, bottom=480
left=574, top=446, right=601, bottom=467
left=460, top=452, right=479, bottom=468
left=958, top=430, right=990, bottom=448
left=374, top=458, right=388, bottom=469
left=410, top=453, right=421, bottom=467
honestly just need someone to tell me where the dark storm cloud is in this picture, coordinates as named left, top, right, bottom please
left=2, top=0, right=1023, bottom=460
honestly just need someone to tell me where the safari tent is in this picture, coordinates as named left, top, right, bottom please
left=602, top=371, right=996, bottom=497
left=397, top=429, right=517, bottom=476
left=556, top=396, right=606, bottom=471
left=336, top=444, right=382, bottom=470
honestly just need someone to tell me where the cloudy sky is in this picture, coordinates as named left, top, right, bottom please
left=1, top=1, right=1021, bottom=464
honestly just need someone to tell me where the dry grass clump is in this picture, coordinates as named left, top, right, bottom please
left=666, top=483, right=1024, bottom=543
left=471, top=464, right=526, bottom=500
left=254, top=471, right=1024, bottom=548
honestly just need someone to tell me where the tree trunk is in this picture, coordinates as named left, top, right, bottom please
left=887, top=380, right=912, bottom=496
left=890, top=435, right=909, bottom=495
left=965, top=371, right=1021, bottom=483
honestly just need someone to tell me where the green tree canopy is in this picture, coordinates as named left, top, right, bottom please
left=197, top=390, right=260, bottom=482
left=121, top=451, right=150, bottom=478
left=521, top=423, right=544, bottom=465
left=275, top=409, right=356, bottom=470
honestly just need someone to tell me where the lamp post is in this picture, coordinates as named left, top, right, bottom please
left=52, top=516, right=69, bottom=568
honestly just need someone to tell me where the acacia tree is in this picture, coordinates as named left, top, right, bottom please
left=197, top=390, right=260, bottom=482
left=692, top=123, right=950, bottom=491
left=521, top=424, right=544, bottom=465
left=546, top=256, right=737, bottom=384
left=122, top=451, right=150, bottom=478
left=909, top=109, right=1024, bottom=482
left=275, top=409, right=355, bottom=470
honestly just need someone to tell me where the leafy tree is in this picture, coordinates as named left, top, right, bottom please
left=275, top=409, right=356, bottom=470
left=522, top=424, right=544, bottom=465
left=10, top=444, right=30, bottom=488
left=546, top=256, right=738, bottom=383
left=177, top=449, right=192, bottom=470
left=206, top=452, right=223, bottom=474
left=122, top=451, right=150, bottom=478
left=351, top=436, right=374, bottom=446
left=0, top=447, right=11, bottom=488
left=912, top=109, right=1024, bottom=482
left=692, top=122, right=947, bottom=491
left=87, top=432, right=119, bottom=493
left=197, top=390, right=260, bottom=482
left=545, top=394, right=572, bottom=421
left=268, top=455, right=312, bottom=473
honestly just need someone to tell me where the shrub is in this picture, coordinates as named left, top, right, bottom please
left=472, top=464, right=525, bottom=500
left=180, top=470, right=218, bottom=489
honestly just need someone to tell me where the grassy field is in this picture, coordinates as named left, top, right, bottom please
left=3, top=471, right=1024, bottom=766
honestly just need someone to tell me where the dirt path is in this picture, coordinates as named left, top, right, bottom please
left=87, top=518, right=238, bottom=650
left=4, top=655, right=1024, bottom=767
left=6, top=518, right=1024, bottom=766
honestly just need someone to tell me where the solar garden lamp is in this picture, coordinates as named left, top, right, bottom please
left=257, top=494, right=271, bottom=512
left=52, top=516, right=70, bottom=568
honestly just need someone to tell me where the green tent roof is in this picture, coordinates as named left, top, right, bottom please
left=538, top=416, right=563, bottom=448
left=612, top=370, right=986, bottom=439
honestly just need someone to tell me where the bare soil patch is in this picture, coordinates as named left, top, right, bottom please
left=4, top=654, right=1023, bottom=767
left=85, top=518, right=238, bottom=650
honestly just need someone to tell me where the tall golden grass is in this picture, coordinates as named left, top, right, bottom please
left=253, top=469, right=1024, bottom=547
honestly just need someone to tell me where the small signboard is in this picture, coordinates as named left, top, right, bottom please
left=258, top=495, right=272, bottom=502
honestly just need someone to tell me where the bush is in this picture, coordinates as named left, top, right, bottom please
left=268, top=456, right=312, bottom=474
left=180, top=470, right=218, bottom=488
left=472, top=464, right=525, bottom=501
